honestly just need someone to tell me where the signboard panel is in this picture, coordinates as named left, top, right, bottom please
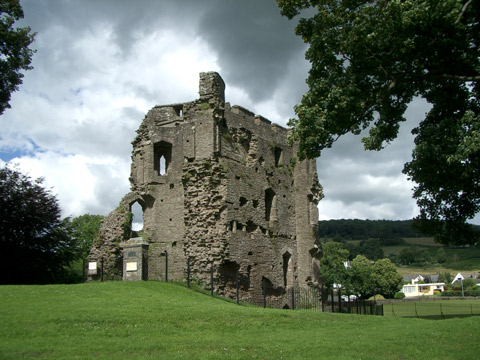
left=126, top=261, right=138, bottom=272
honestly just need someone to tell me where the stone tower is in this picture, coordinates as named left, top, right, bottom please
left=89, top=72, right=323, bottom=306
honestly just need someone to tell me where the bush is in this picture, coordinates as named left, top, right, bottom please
left=394, top=292, right=405, bottom=299
left=441, top=290, right=480, bottom=297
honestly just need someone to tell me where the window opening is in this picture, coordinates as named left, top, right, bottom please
left=173, top=105, right=183, bottom=117
left=265, top=188, right=276, bottom=222
left=283, top=252, right=292, bottom=288
left=154, top=141, right=172, bottom=176
left=159, top=156, right=166, bottom=175
left=131, top=201, right=144, bottom=232
left=274, top=147, right=283, bottom=167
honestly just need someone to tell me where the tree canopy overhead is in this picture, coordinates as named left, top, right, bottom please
left=0, top=0, right=36, bottom=116
left=278, top=0, right=480, bottom=245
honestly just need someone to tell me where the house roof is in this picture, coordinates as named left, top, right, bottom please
left=403, top=274, right=424, bottom=282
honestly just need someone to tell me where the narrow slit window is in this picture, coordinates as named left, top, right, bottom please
left=274, top=147, right=282, bottom=167
left=283, top=252, right=292, bottom=288
left=159, top=155, right=166, bottom=175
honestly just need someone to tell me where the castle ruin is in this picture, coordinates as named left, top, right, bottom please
left=89, top=72, right=323, bottom=306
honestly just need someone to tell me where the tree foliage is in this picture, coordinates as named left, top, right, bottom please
left=321, top=242, right=402, bottom=298
left=320, top=241, right=349, bottom=289
left=371, top=258, right=403, bottom=298
left=350, top=255, right=374, bottom=298
left=0, top=0, right=36, bottom=116
left=318, top=219, right=421, bottom=240
left=278, top=0, right=480, bottom=245
left=67, top=214, right=104, bottom=259
left=0, top=166, right=78, bottom=284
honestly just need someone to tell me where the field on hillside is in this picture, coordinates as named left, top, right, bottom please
left=341, top=236, right=480, bottom=273
left=1, top=282, right=479, bottom=359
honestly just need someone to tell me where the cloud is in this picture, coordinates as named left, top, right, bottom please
left=196, top=0, right=305, bottom=102
left=1, top=0, right=462, bottom=226
left=11, top=151, right=130, bottom=217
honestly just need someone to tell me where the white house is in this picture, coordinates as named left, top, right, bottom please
left=401, top=279, right=445, bottom=298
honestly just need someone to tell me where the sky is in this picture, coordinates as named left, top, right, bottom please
left=1, top=0, right=437, bottom=223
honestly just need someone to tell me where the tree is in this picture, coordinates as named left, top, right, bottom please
left=0, top=0, right=36, bottom=116
left=349, top=255, right=374, bottom=298
left=68, top=214, right=104, bottom=259
left=438, top=271, right=452, bottom=284
left=371, top=258, right=402, bottom=298
left=398, top=247, right=416, bottom=265
left=320, top=241, right=349, bottom=289
left=278, top=0, right=480, bottom=245
left=358, top=239, right=384, bottom=261
left=436, top=247, right=447, bottom=264
left=0, top=166, right=78, bottom=284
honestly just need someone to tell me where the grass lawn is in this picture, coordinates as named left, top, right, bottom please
left=383, top=299, right=480, bottom=319
left=1, top=282, right=479, bottom=359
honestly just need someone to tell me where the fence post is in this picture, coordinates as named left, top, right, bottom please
left=164, top=250, right=168, bottom=282
left=338, top=288, right=342, bottom=313
left=331, top=288, right=335, bottom=313
left=101, top=258, right=104, bottom=282
left=321, top=286, right=325, bottom=312
left=187, top=258, right=190, bottom=288
left=291, top=287, right=295, bottom=310
left=210, top=265, right=214, bottom=297
left=82, top=258, right=86, bottom=282
left=236, top=271, right=239, bottom=305
left=263, top=278, right=266, bottom=308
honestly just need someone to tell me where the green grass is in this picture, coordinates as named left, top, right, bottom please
left=1, top=282, right=480, bottom=359
left=383, top=299, right=480, bottom=319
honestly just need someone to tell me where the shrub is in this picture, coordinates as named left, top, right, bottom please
left=394, top=292, right=405, bottom=299
left=441, top=290, right=480, bottom=297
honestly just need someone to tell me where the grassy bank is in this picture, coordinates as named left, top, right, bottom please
left=1, top=282, right=479, bottom=359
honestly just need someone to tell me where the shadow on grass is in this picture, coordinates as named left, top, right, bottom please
left=401, top=314, right=480, bottom=320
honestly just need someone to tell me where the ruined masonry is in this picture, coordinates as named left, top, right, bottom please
left=89, top=72, right=323, bottom=306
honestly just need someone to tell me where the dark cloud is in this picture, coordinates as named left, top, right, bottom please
left=197, top=0, right=305, bottom=101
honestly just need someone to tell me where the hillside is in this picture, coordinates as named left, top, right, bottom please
left=0, top=282, right=479, bottom=359
left=318, top=219, right=480, bottom=272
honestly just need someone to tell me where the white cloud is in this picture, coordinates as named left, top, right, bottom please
left=11, top=151, right=130, bottom=217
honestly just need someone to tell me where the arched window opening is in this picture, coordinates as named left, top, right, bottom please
left=154, top=141, right=172, bottom=176
left=265, top=188, right=276, bottom=222
left=131, top=201, right=144, bottom=232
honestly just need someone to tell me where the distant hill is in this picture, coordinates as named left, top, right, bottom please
left=317, top=219, right=422, bottom=240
